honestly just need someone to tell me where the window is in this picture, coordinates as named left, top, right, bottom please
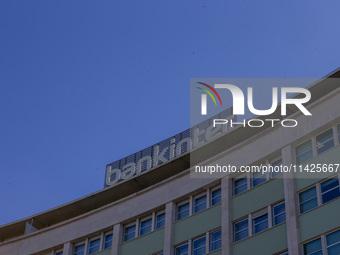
left=234, top=219, right=249, bottom=241
left=194, top=194, right=207, bottom=213
left=321, top=177, right=340, bottom=204
left=253, top=214, right=268, bottom=234
left=271, top=159, right=283, bottom=177
left=296, top=140, right=313, bottom=164
left=211, top=187, right=221, bottom=206
left=234, top=177, right=247, bottom=195
left=156, top=212, right=165, bottom=229
left=278, top=252, right=288, bottom=255
left=316, top=128, right=334, bottom=155
left=252, top=171, right=266, bottom=187
left=304, top=238, right=322, bottom=255
left=210, top=230, right=221, bottom=251
left=140, top=218, right=152, bottom=236
left=124, top=224, right=136, bottom=241
left=88, top=238, right=100, bottom=255
left=299, top=187, right=318, bottom=213
left=73, top=244, right=85, bottom=255
left=192, top=236, right=206, bottom=255
left=175, top=243, right=188, bottom=255
left=103, top=233, right=113, bottom=249
left=326, top=229, right=340, bottom=255
left=177, top=201, right=190, bottom=220
left=273, top=202, right=286, bottom=225
left=55, top=252, right=63, bottom=255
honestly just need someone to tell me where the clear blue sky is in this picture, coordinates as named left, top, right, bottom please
left=1, top=0, right=339, bottom=226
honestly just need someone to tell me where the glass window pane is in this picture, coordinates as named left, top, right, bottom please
left=296, top=140, right=313, bottom=164
left=210, top=230, right=221, bottom=251
left=252, top=172, right=266, bottom=187
left=327, top=229, right=340, bottom=253
left=156, top=213, right=165, bottom=229
left=321, top=178, right=340, bottom=204
left=177, top=202, right=190, bottom=220
left=89, top=238, right=100, bottom=254
left=316, top=129, right=334, bottom=154
left=175, top=244, right=188, bottom=255
left=273, top=202, right=286, bottom=225
left=271, top=159, right=283, bottom=177
left=194, top=195, right=207, bottom=213
left=299, top=187, right=318, bottom=213
left=253, top=214, right=268, bottom=234
left=140, top=218, right=152, bottom=235
left=234, top=219, right=248, bottom=241
left=193, top=236, right=206, bottom=255
left=124, top=225, right=136, bottom=241
left=304, top=238, right=322, bottom=255
left=211, top=188, right=221, bottom=205
left=234, top=177, right=247, bottom=195
left=74, top=244, right=85, bottom=255
left=104, top=234, right=113, bottom=249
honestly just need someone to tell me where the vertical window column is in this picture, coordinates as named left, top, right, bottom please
left=282, top=145, right=302, bottom=255
left=163, top=202, right=175, bottom=255
left=62, top=242, right=73, bottom=255
left=221, top=177, right=232, bottom=254
left=111, top=224, right=122, bottom=255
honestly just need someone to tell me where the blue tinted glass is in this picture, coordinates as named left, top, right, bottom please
left=235, top=219, right=248, bottom=241
left=194, top=195, right=207, bottom=213
left=328, top=243, right=340, bottom=255
left=211, top=189, right=221, bottom=205
left=176, top=244, right=188, bottom=255
left=89, top=239, right=100, bottom=254
left=316, top=129, right=334, bottom=154
left=156, top=213, right=165, bottom=228
left=177, top=203, right=189, bottom=220
left=321, top=178, right=340, bottom=204
left=254, top=214, right=268, bottom=234
left=300, top=187, right=317, bottom=202
left=296, top=140, right=312, bottom=155
left=104, top=234, right=113, bottom=249
left=304, top=238, right=322, bottom=255
left=74, top=244, right=85, bottom=255
left=140, top=219, right=152, bottom=235
left=193, top=237, right=206, bottom=255
left=300, top=198, right=318, bottom=213
left=124, top=225, right=136, bottom=241
left=234, top=178, right=247, bottom=194
left=297, top=150, right=313, bottom=164
left=327, top=230, right=340, bottom=246
left=321, top=178, right=339, bottom=193
left=235, top=219, right=248, bottom=231
left=211, top=230, right=221, bottom=251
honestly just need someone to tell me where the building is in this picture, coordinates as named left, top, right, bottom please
left=1, top=69, right=340, bottom=255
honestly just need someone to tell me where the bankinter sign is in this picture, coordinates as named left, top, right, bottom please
left=105, top=108, right=234, bottom=187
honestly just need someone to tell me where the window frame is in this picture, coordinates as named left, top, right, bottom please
left=211, top=186, right=221, bottom=206
left=103, top=232, right=113, bottom=250
left=73, top=242, right=85, bottom=255
left=234, top=218, right=249, bottom=242
left=175, top=242, right=189, bottom=255
left=272, top=201, right=286, bottom=226
left=210, top=229, right=222, bottom=252
left=88, top=236, right=101, bottom=255
left=176, top=200, right=190, bottom=221
left=233, top=176, right=248, bottom=195
left=123, top=222, right=137, bottom=242
left=193, top=193, right=207, bottom=214
left=155, top=210, right=165, bottom=229
left=192, top=236, right=206, bottom=255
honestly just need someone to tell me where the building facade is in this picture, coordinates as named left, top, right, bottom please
left=1, top=71, right=340, bottom=255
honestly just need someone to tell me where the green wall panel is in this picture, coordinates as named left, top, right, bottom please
left=91, top=249, right=111, bottom=255
left=232, top=224, right=287, bottom=255
left=173, top=204, right=221, bottom=244
left=295, top=145, right=340, bottom=191
left=208, top=250, right=221, bottom=255
left=120, top=228, right=164, bottom=255
left=299, top=198, right=340, bottom=242
left=231, top=178, right=284, bottom=220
